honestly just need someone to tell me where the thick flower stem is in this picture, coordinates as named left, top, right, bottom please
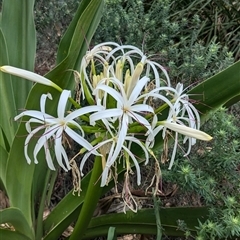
left=69, top=156, right=103, bottom=240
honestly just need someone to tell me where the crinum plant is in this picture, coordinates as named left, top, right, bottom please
left=0, top=0, right=240, bottom=240
left=1, top=42, right=212, bottom=210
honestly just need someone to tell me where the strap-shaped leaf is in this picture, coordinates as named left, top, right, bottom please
left=0, top=229, right=32, bottom=240
left=82, top=207, right=209, bottom=239
left=0, top=207, right=34, bottom=239
left=0, top=144, right=8, bottom=189
left=0, top=29, right=17, bottom=148
left=1, top=0, right=36, bottom=112
left=189, top=60, right=240, bottom=120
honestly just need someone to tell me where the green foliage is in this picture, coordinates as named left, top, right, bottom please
left=34, top=0, right=236, bottom=82
left=93, top=0, right=235, bottom=84
left=34, top=0, right=80, bottom=74
left=170, top=0, right=240, bottom=61
left=161, top=107, right=240, bottom=238
left=35, top=0, right=80, bottom=47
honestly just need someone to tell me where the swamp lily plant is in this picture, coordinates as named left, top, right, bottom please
left=0, top=42, right=212, bottom=212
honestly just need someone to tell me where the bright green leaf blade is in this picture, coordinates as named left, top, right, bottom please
left=0, top=144, right=8, bottom=189
left=5, top=127, right=36, bottom=226
left=82, top=207, right=209, bottom=239
left=0, top=207, right=34, bottom=239
left=189, top=60, right=240, bottom=119
left=56, top=0, right=99, bottom=63
left=1, top=0, right=36, bottom=111
left=0, top=229, right=32, bottom=240
left=45, top=0, right=104, bottom=88
left=0, top=28, right=17, bottom=147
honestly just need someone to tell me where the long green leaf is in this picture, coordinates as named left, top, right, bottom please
left=0, top=207, right=34, bottom=239
left=0, top=28, right=16, bottom=148
left=5, top=125, right=36, bottom=226
left=1, top=0, right=36, bottom=112
left=82, top=207, right=209, bottom=239
left=0, top=144, right=8, bottom=189
left=56, top=0, right=98, bottom=63
left=46, top=0, right=104, bottom=84
left=0, top=229, right=32, bottom=240
left=189, top=60, right=240, bottom=120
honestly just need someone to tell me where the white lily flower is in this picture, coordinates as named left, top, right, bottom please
left=172, top=83, right=200, bottom=131
left=144, top=82, right=212, bottom=170
left=165, top=83, right=203, bottom=159
left=90, top=76, right=155, bottom=149
left=0, top=65, right=62, bottom=92
left=104, top=44, right=171, bottom=88
left=14, top=90, right=101, bottom=170
left=79, top=42, right=171, bottom=101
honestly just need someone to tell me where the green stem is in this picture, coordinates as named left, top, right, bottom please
left=69, top=156, right=103, bottom=240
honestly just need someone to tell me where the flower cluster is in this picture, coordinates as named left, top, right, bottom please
left=1, top=42, right=212, bottom=211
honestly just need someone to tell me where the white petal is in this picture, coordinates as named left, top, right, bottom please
left=107, top=121, right=128, bottom=167
left=40, top=93, right=52, bottom=113
left=146, top=125, right=164, bottom=148
left=129, top=112, right=152, bottom=132
left=65, top=127, right=100, bottom=155
left=33, top=125, right=59, bottom=163
left=101, top=140, right=116, bottom=186
left=163, top=122, right=212, bottom=141
left=130, top=104, right=154, bottom=113
left=125, top=136, right=149, bottom=165
left=66, top=120, right=85, bottom=136
left=101, top=166, right=110, bottom=187
left=24, top=125, right=45, bottom=164
left=90, top=109, right=122, bottom=125
left=44, top=141, right=56, bottom=170
left=122, top=145, right=141, bottom=185
left=14, top=110, right=54, bottom=122
left=93, top=84, right=124, bottom=105
left=141, top=91, right=175, bottom=113
left=128, top=76, right=149, bottom=105
left=0, top=66, right=61, bottom=90
left=25, top=118, right=44, bottom=133
left=168, top=132, right=178, bottom=170
left=65, top=105, right=103, bottom=121
left=58, top=90, right=71, bottom=119
left=54, top=129, right=71, bottom=171
left=80, top=138, right=112, bottom=174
